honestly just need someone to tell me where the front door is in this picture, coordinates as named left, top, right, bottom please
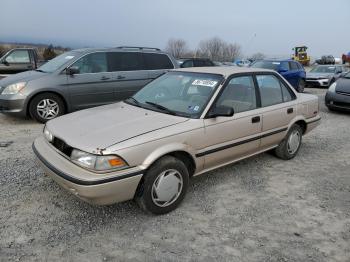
left=201, top=75, right=262, bottom=170
left=0, top=49, right=33, bottom=74
left=66, top=52, right=116, bottom=111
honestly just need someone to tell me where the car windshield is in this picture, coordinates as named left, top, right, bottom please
left=251, top=61, right=280, bottom=71
left=37, top=51, right=79, bottom=73
left=344, top=72, right=350, bottom=79
left=127, top=71, right=223, bottom=118
left=310, top=66, right=335, bottom=73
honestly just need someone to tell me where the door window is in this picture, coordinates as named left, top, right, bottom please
left=143, top=53, right=174, bottom=70
left=256, top=75, right=284, bottom=107
left=181, top=60, right=193, bottom=68
left=107, top=52, right=145, bottom=71
left=72, top=52, right=108, bottom=73
left=5, top=50, right=30, bottom=63
left=215, top=76, right=257, bottom=113
left=289, top=62, right=299, bottom=70
left=280, top=62, right=290, bottom=71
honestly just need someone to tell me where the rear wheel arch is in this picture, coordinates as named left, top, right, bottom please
left=293, top=119, right=307, bottom=134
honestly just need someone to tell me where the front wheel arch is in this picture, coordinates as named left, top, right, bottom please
left=26, top=91, right=68, bottom=118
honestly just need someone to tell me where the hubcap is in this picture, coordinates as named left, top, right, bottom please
left=37, top=99, right=59, bottom=120
left=287, top=130, right=301, bottom=154
left=151, top=169, right=183, bottom=207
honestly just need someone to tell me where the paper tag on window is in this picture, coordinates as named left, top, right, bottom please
left=192, top=79, right=218, bottom=87
left=65, top=56, right=75, bottom=59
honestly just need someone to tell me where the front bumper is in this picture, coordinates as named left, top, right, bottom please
left=325, top=91, right=350, bottom=111
left=305, top=79, right=330, bottom=88
left=33, top=137, right=143, bottom=205
left=0, top=94, right=27, bottom=116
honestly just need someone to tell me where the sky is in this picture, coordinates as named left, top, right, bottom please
left=1, top=0, right=349, bottom=58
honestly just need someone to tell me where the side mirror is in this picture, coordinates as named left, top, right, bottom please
left=208, top=105, right=234, bottom=118
left=66, top=66, right=80, bottom=75
left=279, top=68, right=288, bottom=73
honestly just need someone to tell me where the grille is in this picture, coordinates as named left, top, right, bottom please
left=52, top=137, right=73, bottom=157
left=336, top=91, right=350, bottom=96
left=299, top=54, right=307, bottom=60
left=333, top=101, right=350, bottom=108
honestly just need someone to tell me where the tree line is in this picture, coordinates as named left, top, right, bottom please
left=165, top=37, right=265, bottom=62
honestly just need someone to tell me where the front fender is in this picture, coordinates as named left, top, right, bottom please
left=140, top=142, right=199, bottom=170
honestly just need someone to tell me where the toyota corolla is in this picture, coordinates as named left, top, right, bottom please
left=33, top=67, right=320, bottom=214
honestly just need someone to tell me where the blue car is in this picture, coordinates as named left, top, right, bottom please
left=250, top=59, right=306, bottom=92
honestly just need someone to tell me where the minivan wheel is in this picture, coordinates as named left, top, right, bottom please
left=135, top=156, right=189, bottom=215
left=29, top=93, right=65, bottom=123
left=274, top=124, right=303, bottom=160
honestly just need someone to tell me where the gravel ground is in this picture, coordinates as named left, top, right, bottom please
left=0, top=88, right=349, bottom=262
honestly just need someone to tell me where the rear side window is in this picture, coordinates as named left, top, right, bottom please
left=72, top=52, right=108, bottom=73
left=281, top=82, right=292, bottom=102
left=107, top=52, right=145, bottom=71
left=6, top=50, right=30, bottom=63
left=289, top=62, right=299, bottom=70
left=280, top=62, right=290, bottom=71
left=143, top=53, right=174, bottom=70
left=256, top=75, right=283, bottom=107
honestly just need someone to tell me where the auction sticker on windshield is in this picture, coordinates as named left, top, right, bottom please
left=192, top=79, right=218, bottom=87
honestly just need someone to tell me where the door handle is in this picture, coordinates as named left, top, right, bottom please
left=287, top=108, right=294, bottom=114
left=251, top=116, right=260, bottom=123
left=117, top=75, right=126, bottom=80
left=100, top=76, right=110, bottom=81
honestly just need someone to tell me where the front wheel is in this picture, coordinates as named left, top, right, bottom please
left=29, top=93, right=65, bottom=123
left=274, top=124, right=303, bottom=160
left=135, top=156, right=189, bottom=215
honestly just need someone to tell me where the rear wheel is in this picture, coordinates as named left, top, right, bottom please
left=275, top=124, right=303, bottom=160
left=29, top=93, right=65, bottom=123
left=135, top=156, right=189, bottom=215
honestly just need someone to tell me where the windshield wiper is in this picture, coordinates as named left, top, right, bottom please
left=145, top=101, right=176, bottom=115
left=125, top=97, right=140, bottom=105
left=35, top=69, right=46, bottom=73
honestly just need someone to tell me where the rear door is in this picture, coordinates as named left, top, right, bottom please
left=66, top=52, right=116, bottom=110
left=202, top=75, right=262, bottom=169
left=0, top=49, right=33, bottom=74
left=255, top=74, right=297, bottom=150
left=143, top=53, right=175, bottom=80
left=107, top=52, right=149, bottom=100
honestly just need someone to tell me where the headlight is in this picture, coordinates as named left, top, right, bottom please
left=43, top=126, right=54, bottom=142
left=70, top=149, right=128, bottom=172
left=2, top=82, right=27, bottom=95
left=328, top=82, right=337, bottom=93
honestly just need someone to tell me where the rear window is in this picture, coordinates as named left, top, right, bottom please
left=107, top=52, right=145, bottom=71
left=143, top=53, right=174, bottom=70
left=289, top=62, right=299, bottom=70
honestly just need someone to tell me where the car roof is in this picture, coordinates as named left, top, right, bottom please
left=174, top=66, right=274, bottom=77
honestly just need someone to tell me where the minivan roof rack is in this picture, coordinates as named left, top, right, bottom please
left=117, top=46, right=161, bottom=51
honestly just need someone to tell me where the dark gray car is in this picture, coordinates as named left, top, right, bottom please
left=305, top=65, right=348, bottom=88
left=0, top=46, right=178, bottom=123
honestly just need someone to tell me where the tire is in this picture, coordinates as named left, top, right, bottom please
left=297, top=79, right=305, bottom=93
left=274, top=124, right=303, bottom=160
left=135, top=156, right=189, bottom=215
left=29, top=93, right=65, bottom=123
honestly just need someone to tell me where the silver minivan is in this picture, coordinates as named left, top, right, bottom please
left=0, top=46, right=178, bottom=122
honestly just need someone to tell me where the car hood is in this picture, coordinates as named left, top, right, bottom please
left=306, top=72, right=333, bottom=79
left=0, top=70, right=46, bottom=87
left=335, top=78, right=350, bottom=93
left=46, top=102, right=189, bottom=154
